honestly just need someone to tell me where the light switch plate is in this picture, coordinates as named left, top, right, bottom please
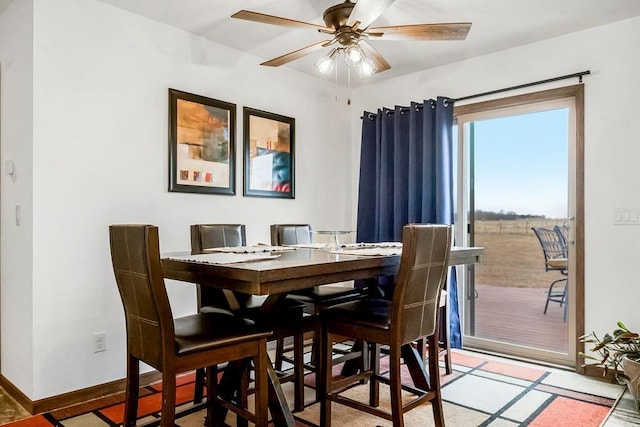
left=613, top=208, right=640, bottom=225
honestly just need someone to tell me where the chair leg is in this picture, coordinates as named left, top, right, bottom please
left=123, top=355, right=139, bottom=427
left=369, top=343, right=380, bottom=408
left=442, top=348, right=452, bottom=375
left=293, top=331, right=305, bottom=412
left=311, top=329, right=319, bottom=368
left=237, top=363, right=249, bottom=427
left=275, top=338, right=285, bottom=371
left=160, top=370, right=177, bottom=427
left=204, top=365, right=216, bottom=427
left=543, top=290, right=551, bottom=314
left=311, top=326, right=322, bottom=402
left=194, top=367, right=205, bottom=404
left=428, top=334, right=445, bottom=427
left=439, top=304, right=453, bottom=375
left=320, top=331, right=332, bottom=427
left=545, top=278, right=567, bottom=314
left=254, top=341, right=269, bottom=427
left=389, top=345, right=404, bottom=427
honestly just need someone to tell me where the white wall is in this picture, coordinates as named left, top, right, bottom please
left=2, top=0, right=353, bottom=400
left=3, top=0, right=639, bottom=402
left=351, top=17, right=640, bottom=341
left=0, top=0, right=35, bottom=398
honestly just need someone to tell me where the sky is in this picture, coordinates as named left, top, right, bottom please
left=455, top=107, right=569, bottom=219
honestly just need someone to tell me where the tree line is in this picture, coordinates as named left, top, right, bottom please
left=474, top=209, right=545, bottom=221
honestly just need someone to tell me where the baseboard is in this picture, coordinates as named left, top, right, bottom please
left=0, top=371, right=162, bottom=415
left=583, top=364, right=616, bottom=382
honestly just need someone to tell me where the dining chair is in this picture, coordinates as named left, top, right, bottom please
left=532, top=226, right=568, bottom=320
left=321, top=224, right=452, bottom=427
left=270, top=224, right=366, bottom=316
left=190, top=223, right=310, bottom=413
left=270, top=224, right=367, bottom=370
left=109, top=224, right=270, bottom=427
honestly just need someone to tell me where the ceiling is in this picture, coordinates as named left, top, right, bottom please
left=8, top=0, right=640, bottom=87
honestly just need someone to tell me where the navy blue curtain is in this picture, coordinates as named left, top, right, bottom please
left=356, top=97, right=461, bottom=348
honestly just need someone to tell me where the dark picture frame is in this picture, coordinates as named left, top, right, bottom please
left=168, top=88, right=236, bottom=195
left=243, top=107, right=295, bottom=199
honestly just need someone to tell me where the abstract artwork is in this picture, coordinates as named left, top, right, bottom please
left=168, top=89, right=236, bottom=195
left=243, top=107, right=295, bottom=198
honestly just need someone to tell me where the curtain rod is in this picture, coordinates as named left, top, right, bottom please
left=360, top=70, right=590, bottom=120
left=453, top=70, right=590, bottom=102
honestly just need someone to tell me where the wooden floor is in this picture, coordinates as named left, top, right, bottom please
left=470, top=284, right=568, bottom=353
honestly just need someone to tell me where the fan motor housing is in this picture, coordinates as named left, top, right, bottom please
left=323, top=1, right=355, bottom=30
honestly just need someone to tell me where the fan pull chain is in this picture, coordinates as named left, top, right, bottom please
left=334, top=59, right=339, bottom=102
left=347, top=67, right=351, bottom=106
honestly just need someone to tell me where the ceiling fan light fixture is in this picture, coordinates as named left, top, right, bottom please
left=315, top=48, right=338, bottom=75
left=344, top=44, right=364, bottom=68
left=233, top=1, right=473, bottom=83
left=358, top=56, right=377, bottom=78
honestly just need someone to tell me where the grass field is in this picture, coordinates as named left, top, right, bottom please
left=474, top=219, right=566, bottom=288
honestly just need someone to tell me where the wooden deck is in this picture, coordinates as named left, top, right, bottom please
left=470, top=284, right=568, bottom=353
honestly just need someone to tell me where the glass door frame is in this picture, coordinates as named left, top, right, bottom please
left=453, top=85, right=584, bottom=369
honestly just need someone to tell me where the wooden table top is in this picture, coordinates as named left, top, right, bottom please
left=162, top=246, right=483, bottom=296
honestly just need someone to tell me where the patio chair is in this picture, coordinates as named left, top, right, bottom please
left=554, top=224, right=569, bottom=249
left=532, top=227, right=568, bottom=321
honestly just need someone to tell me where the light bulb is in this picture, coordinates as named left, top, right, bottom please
left=358, top=57, right=377, bottom=78
left=344, top=44, right=363, bottom=68
left=314, top=49, right=337, bottom=75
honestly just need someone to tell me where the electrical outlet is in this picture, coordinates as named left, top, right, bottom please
left=94, top=332, right=107, bottom=353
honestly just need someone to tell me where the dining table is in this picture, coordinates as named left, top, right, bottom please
left=162, top=244, right=483, bottom=426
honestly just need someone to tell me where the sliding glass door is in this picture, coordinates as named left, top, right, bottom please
left=453, top=86, right=584, bottom=367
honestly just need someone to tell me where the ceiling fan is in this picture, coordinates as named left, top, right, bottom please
left=231, top=0, right=471, bottom=78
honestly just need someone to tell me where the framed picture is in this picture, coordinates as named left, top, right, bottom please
left=243, top=107, right=295, bottom=199
left=168, top=88, right=236, bottom=195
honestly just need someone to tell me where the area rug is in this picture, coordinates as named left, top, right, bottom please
left=1, top=349, right=623, bottom=427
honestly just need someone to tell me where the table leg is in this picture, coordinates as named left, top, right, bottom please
left=214, top=357, right=296, bottom=427
left=266, top=362, right=297, bottom=426
left=400, top=343, right=431, bottom=391
left=340, top=339, right=365, bottom=376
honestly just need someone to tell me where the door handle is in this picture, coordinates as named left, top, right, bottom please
left=564, top=217, right=575, bottom=245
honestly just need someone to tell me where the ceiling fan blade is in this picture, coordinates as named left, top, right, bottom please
left=347, top=0, right=396, bottom=29
left=359, top=40, right=391, bottom=73
left=232, top=10, right=331, bottom=32
left=368, top=22, right=472, bottom=41
left=261, top=40, right=331, bottom=67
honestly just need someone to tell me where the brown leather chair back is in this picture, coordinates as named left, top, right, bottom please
left=191, top=224, right=246, bottom=253
left=270, top=224, right=312, bottom=245
left=190, top=224, right=246, bottom=311
left=391, top=224, right=452, bottom=346
left=109, top=225, right=172, bottom=370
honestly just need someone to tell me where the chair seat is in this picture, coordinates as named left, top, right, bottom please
left=325, top=298, right=392, bottom=329
left=246, top=300, right=308, bottom=335
left=547, top=258, right=568, bottom=269
left=174, top=312, right=271, bottom=356
left=200, top=296, right=306, bottom=336
left=200, top=295, right=305, bottom=317
left=287, top=285, right=367, bottom=315
left=288, top=284, right=364, bottom=301
left=199, top=295, right=266, bottom=313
